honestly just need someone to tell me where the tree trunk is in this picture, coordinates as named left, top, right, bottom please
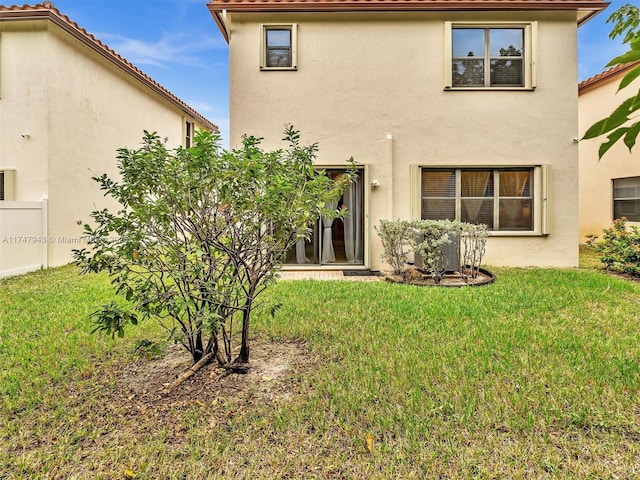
left=193, top=331, right=204, bottom=363
left=163, top=352, right=214, bottom=394
left=236, top=344, right=250, bottom=364
left=234, top=300, right=252, bottom=365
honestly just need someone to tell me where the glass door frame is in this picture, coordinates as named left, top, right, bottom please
left=283, top=164, right=370, bottom=270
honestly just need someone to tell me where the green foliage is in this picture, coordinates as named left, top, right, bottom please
left=89, top=302, right=138, bottom=338
left=375, top=219, right=488, bottom=283
left=412, top=219, right=460, bottom=283
left=608, top=4, right=640, bottom=43
left=74, top=127, right=353, bottom=366
left=412, top=219, right=488, bottom=283
left=133, top=338, right=166, bottom=359
left=374, top=219, right=413, bottom=275
left=586, top=217, right=640, bottom=276
left=582, top=4, right=640, bottom=158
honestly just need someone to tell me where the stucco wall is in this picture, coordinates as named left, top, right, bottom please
left=0, top=19, right=209, bottom=268
left=45, top=24, right=196, bottom=266
left=0, top=24, right=49, bottom=201
left=228, top=11, right=580, bottom=269
left=578, top=70, right=640, bottom=242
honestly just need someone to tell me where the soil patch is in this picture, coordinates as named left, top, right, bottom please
left=109, top=338, right=315, bottom=414
left=601, top=269, right=640, bottom=284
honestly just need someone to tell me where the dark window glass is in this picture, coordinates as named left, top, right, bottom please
left=613, top=177, right=640, bottom=221
left=452, top=27, right=524, bottom=87
left=266, top=29, right=291, bottom=68
left=422, top=168, right=533, bottom=231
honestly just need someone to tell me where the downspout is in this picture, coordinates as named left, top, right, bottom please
left=221, top=9, right=230, bottom=34
left=386, top=134, right=393, bottom=219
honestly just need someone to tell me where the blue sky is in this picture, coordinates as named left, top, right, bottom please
left=50, top=0, right=629, bottom=148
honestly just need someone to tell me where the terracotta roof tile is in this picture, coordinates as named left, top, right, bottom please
left=579, top=61, right=640, bottom=93
left=0, top=2, right=218, bottom=132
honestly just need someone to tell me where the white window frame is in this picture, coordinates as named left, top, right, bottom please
left=444, top=21, right=537, bottom=90
left=260, top=24, right=298, bottom=71
left=613, top=176, right=640, bottom=222
left=411, top=165, right=550, bottom=236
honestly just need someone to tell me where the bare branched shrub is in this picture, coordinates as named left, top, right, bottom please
left=459, top=223, right=488, bottom=281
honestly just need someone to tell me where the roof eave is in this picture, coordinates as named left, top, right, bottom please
left=579, top=61, right=640, bottom=94
left=208, top=6, right=230, bottom=42
left=577, top=6, right=606, bottom=26
left=207, top=0, right=608, bottom=42
left=207, top=0, right=609, bottom=13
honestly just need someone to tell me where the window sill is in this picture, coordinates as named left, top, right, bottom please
left=444, top=86, right=536, bottom=92
left=260, top=66, right=297, bottom=71
left=488, top=230, right=547, bottom=237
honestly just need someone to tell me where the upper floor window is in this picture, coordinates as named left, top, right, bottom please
left=185, top=120, right=194, bottom=148
left=613, top=177, right=640, bottom=222
left=260, top=24, right=297, bottom=70
left=445, top=22, right=537, bottom=90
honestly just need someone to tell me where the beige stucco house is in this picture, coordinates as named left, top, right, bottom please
left=207, top=0, right=607, bottom=271
left=579, top=61, right=640, bottom=242
left=0, top=2, right=217, bottom=276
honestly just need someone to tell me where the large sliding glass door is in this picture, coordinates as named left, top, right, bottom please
left=286, top=168, right=365, bottom=266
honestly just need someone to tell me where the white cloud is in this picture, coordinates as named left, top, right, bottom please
left=578, top=38, right=627, bottom=81
left=202, top=116, right=230, bottom=149
left=96, top=31, right=225, bottom=68
left=183, top=100, right=219, bottom=114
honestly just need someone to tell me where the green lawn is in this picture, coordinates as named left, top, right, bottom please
left=2, top=261, right=640, bottom=478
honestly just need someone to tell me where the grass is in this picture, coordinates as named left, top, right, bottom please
left=2, top=260, right=640, bottom=478
left=579, top=243, right=603, bottom=270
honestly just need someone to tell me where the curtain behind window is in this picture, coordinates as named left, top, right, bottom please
left=461, top=170, right=491, bottom=223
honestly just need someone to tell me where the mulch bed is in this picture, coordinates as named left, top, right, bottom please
left=385, top=267, right=495, bottom=287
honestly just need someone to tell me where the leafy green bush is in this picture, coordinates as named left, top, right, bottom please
left=412, top=219, right=459, bottom=283
left=74, top=127, right=354, bottom=368
left=375, top=219, right=488, bottom=283
left=586, top=217, right=640, bottom=276
left=374, top=220, right=413, bottom=275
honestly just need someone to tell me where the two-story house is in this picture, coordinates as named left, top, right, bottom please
left=0, top=2, right=217, bottom=277
left=579, top=61, right=640, bottom=242
left=208, top=0, right=607, bottom=271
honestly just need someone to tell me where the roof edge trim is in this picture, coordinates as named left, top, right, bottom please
left=579, top=60, right=640, bottom=93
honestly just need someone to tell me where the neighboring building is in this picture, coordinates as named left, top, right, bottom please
left=207, top=0, right=606, bottom=271
left=0, top=2, right=217, bottom=275
left=579, top=61, right=640, bottom=242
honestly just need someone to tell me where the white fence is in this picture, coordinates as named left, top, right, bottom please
left=0, top=200, right=48, bottom=278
